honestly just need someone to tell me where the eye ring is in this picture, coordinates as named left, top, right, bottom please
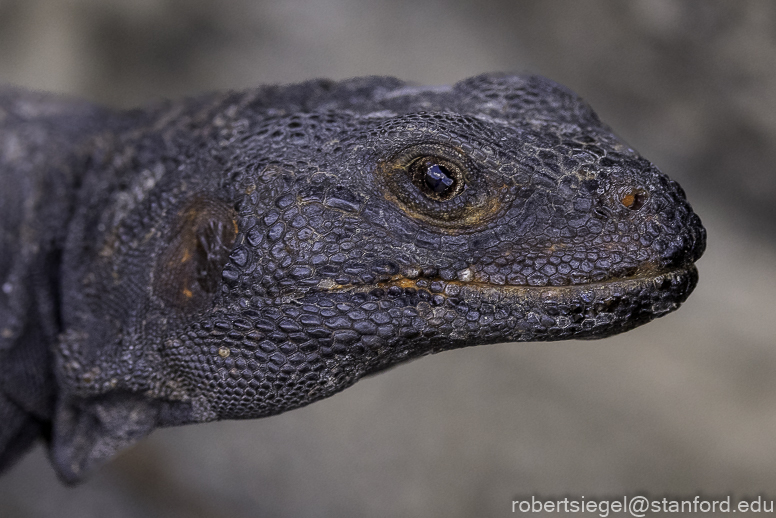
left=378, top=143, right=504, bottom=230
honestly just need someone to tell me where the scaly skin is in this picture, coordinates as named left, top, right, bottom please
left=0, top=74, right=705, bottom=482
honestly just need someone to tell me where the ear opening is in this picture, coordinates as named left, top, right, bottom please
left=153, top=196, right=237, bottom=312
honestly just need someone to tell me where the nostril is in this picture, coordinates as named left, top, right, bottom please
left=620, top=188, right=648, bottom=211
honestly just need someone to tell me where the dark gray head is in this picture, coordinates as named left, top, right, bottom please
left=56, top=74, right=705, bottom=479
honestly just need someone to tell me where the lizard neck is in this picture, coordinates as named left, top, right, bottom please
left=0, top=89, right=108, bottom=425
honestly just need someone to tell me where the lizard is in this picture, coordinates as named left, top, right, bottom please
left=0, top=74, right=706, bottom=483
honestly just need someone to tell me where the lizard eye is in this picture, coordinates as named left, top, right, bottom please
left=408, top=156, right=465, bottom=201
left=379, top=143, right=502, bottom=229
left=424, top=164, right=453, bottom=193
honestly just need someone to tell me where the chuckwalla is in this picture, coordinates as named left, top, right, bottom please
left=0, top=74, right=706, bottom=482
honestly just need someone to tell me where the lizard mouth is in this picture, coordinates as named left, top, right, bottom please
left=320, top=263, right=699, bottom=340
left=323, top=263, right=697, bottom=298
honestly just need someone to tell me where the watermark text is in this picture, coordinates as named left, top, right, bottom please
left=511, top=495, right=773, bottom=516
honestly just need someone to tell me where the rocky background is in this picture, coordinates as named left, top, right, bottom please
left=1, top=1, right=775, bottom=516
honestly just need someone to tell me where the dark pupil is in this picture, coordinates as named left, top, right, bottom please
left=424, top=164, right=454, bottom=193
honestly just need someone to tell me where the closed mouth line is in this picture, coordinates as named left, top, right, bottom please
left=319, top=263, right=697, bottom=295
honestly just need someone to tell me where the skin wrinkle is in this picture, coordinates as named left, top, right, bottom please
left=0, top=73, right=705, bottom=483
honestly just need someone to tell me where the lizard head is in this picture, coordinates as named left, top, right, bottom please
left=54, top=74, right=705, bottom=480
left=157, top=74, right=705, bottom=419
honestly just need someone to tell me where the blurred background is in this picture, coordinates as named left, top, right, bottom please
left=1, top=0, right=774, bottom=516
